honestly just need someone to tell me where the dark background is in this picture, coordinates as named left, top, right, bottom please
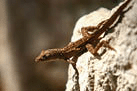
left=0, top=0, right=122, bottom=91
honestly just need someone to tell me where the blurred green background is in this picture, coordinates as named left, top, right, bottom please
left=0, top=0, right=121, bottom=91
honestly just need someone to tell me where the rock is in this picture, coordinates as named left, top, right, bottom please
left=66, top=0, right=137, bottom=91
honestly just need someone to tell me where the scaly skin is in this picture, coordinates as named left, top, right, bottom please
left=35, top=0, right=132, bottom=63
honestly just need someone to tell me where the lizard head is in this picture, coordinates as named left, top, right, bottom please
left=35, top=49, right=60, bottom=62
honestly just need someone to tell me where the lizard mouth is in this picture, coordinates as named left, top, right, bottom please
left=35, top=57, right=41, bottom=62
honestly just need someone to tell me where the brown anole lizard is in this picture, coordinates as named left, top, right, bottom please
left=35, top=0, right=132, bottom=65
left=35, top=0, right=132, bottom=89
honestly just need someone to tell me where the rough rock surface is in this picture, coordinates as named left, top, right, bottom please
left=66, top=0, right=137, bottom=91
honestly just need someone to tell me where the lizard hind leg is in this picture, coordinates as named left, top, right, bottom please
left=81, top=19, right=108, bottom=37
left=86, top=39, right=116, bottom=56
left=86, top=43, right=100, bottom=57
left=81, top=26, right=97, bottom=37
left=96, top=19, right=108, bottom=28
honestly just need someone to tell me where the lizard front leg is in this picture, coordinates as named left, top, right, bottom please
left=67, top=51, right=81, bottom=72
left=67, top=55, right=80, bottom=91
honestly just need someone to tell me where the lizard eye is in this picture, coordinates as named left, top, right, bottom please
left=42, top=55, right=47, bottom=60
